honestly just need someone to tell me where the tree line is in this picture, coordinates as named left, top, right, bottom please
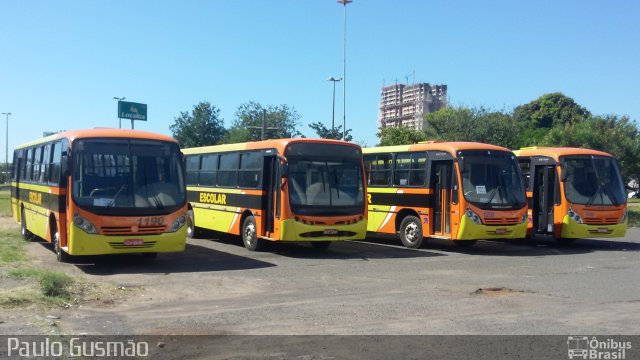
left=169, top=101, right=352, bottom=149
left=169, top=93, right=639, bottom=190
left=378, top=93, right=640, bottom=190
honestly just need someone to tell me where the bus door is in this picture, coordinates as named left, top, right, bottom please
left=428, top=151, right=454, bottom=236
left=262, top=153, right=278, bottom=238
left=531, top=156, right=556, bottom=235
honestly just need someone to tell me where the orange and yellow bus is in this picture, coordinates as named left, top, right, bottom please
left=364, top=141, right=528, bottom=248
left=514, top=147, right=627, bottom=242
left=11, top=128, right=188, bottom=262
left=182, top=138, right=367, bottom=251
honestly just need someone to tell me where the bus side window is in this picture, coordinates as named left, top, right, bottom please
left=24, top=148, right=33, bottom=182
left=49, top=142, right=62, bottom=185
left=185, top=155, right=201, bottom=186
left=238, top=151, right=262, bottom=188
left=217, top=153, right=239, bottom=188
left=199, top=154, right=217, bottom=186
left=40, top=144, right=50, bottom=184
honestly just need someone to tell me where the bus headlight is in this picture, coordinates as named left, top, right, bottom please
left=620, top=210, right=627, bottom=224
left=73, top=214, right=97, bottom=234
left=465, top=208, right=482, bottom=225
left=169, top=213, right=187, bottom=232
left=567, top=208, right=584, bottom=224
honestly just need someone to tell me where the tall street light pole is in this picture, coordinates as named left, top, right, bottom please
left=1, top=112, right=10, bottom=178
left=113, top=97, right=125, bottom=128
left=338, top=0, right=352, bottom=141
left=327, top=77, right=342, bottom=135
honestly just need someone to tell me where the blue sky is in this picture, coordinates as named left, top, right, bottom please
left=1, top=0, right=639, bottom=160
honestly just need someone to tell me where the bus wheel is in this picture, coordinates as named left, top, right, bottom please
left=556, top=237, right=577, bottom=245
left=20, top=208, right=32, bottom=241
left=54, top=232, right=70, bottom=263
left=311, top=241, right=331, bottom=250
left=399, top=216, right=424, bottom=249
left=242, top=216, right=263, bottom=251
left=186, top=210, right=201, bottom=239
left=454, top=240, right=477, bottom=248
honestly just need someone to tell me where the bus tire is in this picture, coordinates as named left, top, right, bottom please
left=242, top=216, right=263, bottom=251
left=453, top=240, right=477, bottom=248
left=399, top=216, right=424, bottom=249
left=20, top=208, right=32, bottom=241
left=54, top=232, right=70, bottom=263
left=186, top=209, right=201, bottom=239
left=311, top=241, right=331, bottom=250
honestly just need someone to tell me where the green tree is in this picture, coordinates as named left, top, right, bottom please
left=542, top=114, right=640, bottom=189
left=308, top=122, right=353, bottom=141
left=377, top=126, right=427, bottom=146
left=514, top=92, right=590, bottom=129
left=225, top=101, right=302, bottom=142
left=169, top=101, right=227, bottom=148
left=423, top=107, right=522, bottom=149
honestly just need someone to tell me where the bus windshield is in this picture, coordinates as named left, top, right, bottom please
left=287, top=157, right=364, bottom=216
left=459, top=150, right=526, bottom=210
left=562, top=156, right=626, bottom=206
left=72, top=138, right=186, bottom=216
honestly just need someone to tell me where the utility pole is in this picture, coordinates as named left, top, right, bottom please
left=328, top=77, right=342, bottom=134
left=1, top=112, right=10, bottom=179
left=247, top=109, right=280, bottom=141
left=113, top=97, right=125, bottom=128
left=338, top=0, right=352, bottom=140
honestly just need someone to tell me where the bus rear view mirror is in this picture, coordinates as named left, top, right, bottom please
left=561, top=163, right=568, bottom=182
left=280, top=163, right=288, bottom=178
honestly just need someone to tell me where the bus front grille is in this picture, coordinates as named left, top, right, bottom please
left=483, top=218, right=520, bottom=225
left=584, top=218, right=618, bottom=225
left=299, top=231, right=357, bottom=238
left=101, top=226, right=166, bottom=236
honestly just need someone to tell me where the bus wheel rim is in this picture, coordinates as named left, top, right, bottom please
left=245, top=223, right=256, bottom=244
left=405, top=222, right=418, bottom=242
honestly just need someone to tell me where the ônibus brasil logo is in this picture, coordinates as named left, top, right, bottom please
left=567, top=336, right=632, bottom=360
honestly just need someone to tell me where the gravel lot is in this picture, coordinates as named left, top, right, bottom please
left=2, top=228, right=639, bottom=336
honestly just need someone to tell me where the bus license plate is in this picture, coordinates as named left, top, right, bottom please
left=124, top=239, right=144, bottom=246
left=495, top=228, right=507, bottom=235
left=323, top=229, right=339, bottom=235
left=597, top=228, right=609, bottom=233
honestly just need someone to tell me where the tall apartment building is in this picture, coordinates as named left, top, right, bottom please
left=378, top=83, right=448, bottom=130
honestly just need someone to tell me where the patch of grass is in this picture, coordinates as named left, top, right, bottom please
left=0, top=191, right=11, bottom=217
left=628, top=197, right=640, bottom=203
left=0, top=229, right=26, bottom=264
left=628, top=207, right=640, bottom=228
left=8, top=268, right=73, bottom=300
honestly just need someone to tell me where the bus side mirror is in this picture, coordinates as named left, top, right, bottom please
left=61, top=155, right=71, bottom=177
left=280, top=163, right=288, bottom=178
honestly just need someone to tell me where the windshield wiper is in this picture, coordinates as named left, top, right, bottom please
left=107, top=184, right=128, bottom=207
left=485, top=185, right=503, bottom=204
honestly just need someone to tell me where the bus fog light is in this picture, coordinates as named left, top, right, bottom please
left=568, top=208, right=584, bottom=224
left=73, top=214, right=97, bottom=234
left=465, top=208, right=482, bottom=225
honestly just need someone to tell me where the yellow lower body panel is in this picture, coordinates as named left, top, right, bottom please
left=68, top=225, right=187, bottom=256
left=456, top=215, right=527, bottom=240
left=560, top=215, right=627, bottom=239
left=279, top=218, right=367, bottom=242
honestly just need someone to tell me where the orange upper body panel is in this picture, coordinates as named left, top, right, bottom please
left=514, top=147, right=614, bottom=161
left=16, top=128, right=179, bottom=150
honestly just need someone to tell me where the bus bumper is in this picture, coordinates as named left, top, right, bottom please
left=280, top=218, right=367, bottom=241
left=457, top=215, right=527, bottom=240
left=560, top=215, right=627, bottom=239
left=67, top=225, right=187, bottom=255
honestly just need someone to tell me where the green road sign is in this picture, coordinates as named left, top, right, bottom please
left=118, top=101, right=147, bottom=121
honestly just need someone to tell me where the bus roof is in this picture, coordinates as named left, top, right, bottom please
left=513, top=146, right=613, bottom=160
left=181, top=138, right=361, bottom=155
left=363, top=141, right=512, bottom=156
left=15, top=128, right=178, bottom=149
